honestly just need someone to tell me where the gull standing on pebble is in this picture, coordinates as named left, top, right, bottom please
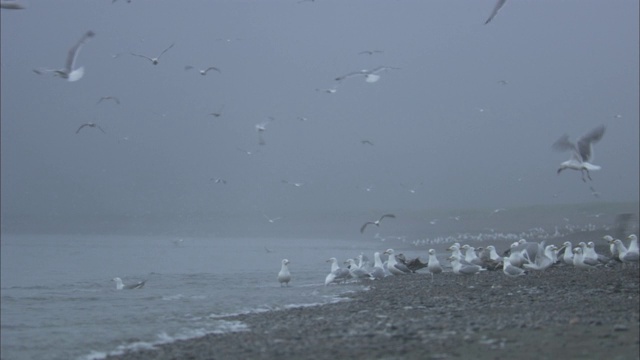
left=427, top=249, right=442, bottom=280
left=278, top=259, right=291, bottom=286
left=34, top=30, right=95, bottom=82
left=325, top=258, right=350, bottom=285
left=130, top=43, right=174, bottom=65
left=553, top=125, right=606, bottom=182
left=502, top=257, right=526, bottom=277
left=383, top=249, right=412, bottom=275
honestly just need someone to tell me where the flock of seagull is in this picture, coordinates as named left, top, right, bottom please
left=276, top=234, right=639, bottom=287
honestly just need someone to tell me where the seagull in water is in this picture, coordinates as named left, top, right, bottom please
left=335, top=66, right=400, bottom=83
left=112, top=277, right=146, bottom=290
left=484, top=0, right=507, bottom=25
left=278, top=259, right=291, bottom=286
left=360, top=214, right=396, bottom=233
left=553, top=125, right=606, bottom=182
left=76, top=123, right=106, bottom=134
left=130, top=43, right=174, bottom=65
left=33, top=31, right=95, bottom=82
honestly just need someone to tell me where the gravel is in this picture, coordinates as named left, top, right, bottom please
left=107, top=261, right=639, bottom=360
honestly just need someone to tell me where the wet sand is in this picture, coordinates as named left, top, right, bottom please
left=107, top=256, right=639, bottom=360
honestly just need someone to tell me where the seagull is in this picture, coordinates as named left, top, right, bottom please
left=33, top=31, right=95, bottom=82
left=553, top=125, right=606, bottom=182
left=572, top=247, right=598, bottom=269
left=484, top=0, right=507, bottom=25
left=589, top=186, right=601, bottom=198
left=237, top=147, right=256, bottom=156
left=76, top=123, right=106, bottom=134
left=335, top=66, right=400, bottom=83
left=561, top=241, right=574, bottom=265
left=278, top=259, right=291, bottom=287
left=96, top=96, right=120, bottom=105
left=361, top=140, right=375, bottom=146
left=315, top=87, right=339, bottom=94
left=208, top=105, right=225, bottom=118
left=502, top=256, right=526, bottom=277
left=497, top=80, right=509, bottom=85
left=427, top=249, right=443, bottom=280
left=186, top=65, right=221, bottom=75
left=210, top=178, right=226, bottom=184
left=370, top=252, right=387, bottom=280
left=345, top=259, right=373, bottom=280
left=281, top=180, right=304, bottom=188
left=325, top=258, right=350, bottom=285
left=255, top=117, right=274, bottom=146
left=612, top=235, right=639, bottom=266
left=112, top=277, right=146, bottom=290
left=130, top=43, right=174, bottom=65
left=263, top=214, right=282, bottom=223
left=383, top=249, right=412, bottom=275
left=360, top=214, right=396, bottom=233
left=358, top=50, right=384, bottom=55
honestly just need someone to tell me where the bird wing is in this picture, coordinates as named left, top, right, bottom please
left=76, top=124, right=89, bottom=134
left=379, top=214, right=396, bottom=222
left=204, top=66, right=221, bottom=74
left=576, top=125, right=605, bottom=162
left=157, top=43, right=175, bottom=59
left=129, top=53, right=154, bottom=62
left=335, top=71, right=366, bottom=81
left=360, top=222, right=375, bottom=233
left=184, top=65, right=194, bottom=71
left=370, top=66, right=400, bottom=74
left=96, top=125, right=107, bottom=134
left=484, top=0, right=507, bottom=24
left=65, top=30, right=95, bottom=73
left=552, top=134, right=577, bottom=153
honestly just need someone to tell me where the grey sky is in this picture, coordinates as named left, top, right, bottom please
left=1, top=1, right=638, bottom=231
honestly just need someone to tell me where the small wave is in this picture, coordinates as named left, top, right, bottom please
left=79, top=320, right=248, bottom=360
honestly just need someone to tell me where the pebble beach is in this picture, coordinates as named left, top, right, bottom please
left=107, top=241, right=639, bottom=360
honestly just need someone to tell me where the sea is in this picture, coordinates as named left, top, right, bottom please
left=1, top=204, right=636, bottom=360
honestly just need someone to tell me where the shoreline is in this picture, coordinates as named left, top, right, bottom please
left=106, top=263, right=639, bottom=360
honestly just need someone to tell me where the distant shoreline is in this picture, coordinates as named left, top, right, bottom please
left=2, top=201, right=637, bottom=238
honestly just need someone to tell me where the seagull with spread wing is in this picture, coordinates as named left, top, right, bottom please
left=553, top=125, right=606, bottom=182
left=360, top=214, right=396, bottom=233
left=130, top=43, right=174, bottom=65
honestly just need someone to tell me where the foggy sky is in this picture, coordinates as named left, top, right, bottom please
left=1, top=0, right=638, bottom=232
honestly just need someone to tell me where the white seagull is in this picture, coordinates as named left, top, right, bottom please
left=484, top=0, right=507, bottom=25
left=360, top=214, right=396, bottom=233
left=553, top=125, right=606, bottom=182
left=427, top=249, right=443, bottom=280
left=263, top=214, right=282, bottom=223
left=383, top=249, right=412, bottom=275
left=335, top=66, right=400, bottom=83
left=112, top=277, right=146, bottom=290
left=278, top=259, right=291, bottom=286
left=34, top=30, right=95, bottom=82
left=130, top=43, right=174, bottom=65
left=255, top=117, right=274, bottom=146
left=186, top=65, right=221, bottom=76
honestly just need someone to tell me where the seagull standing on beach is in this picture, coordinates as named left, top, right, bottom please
left=612, top=235, right=639, bottom=266
left=278, top=259, right=291, bottom=286
left=383, top=249, right=412, bottom=275
left=360, top=214, right=395, bottom=233
left=370, top=252, right=387, bottom=279
left=325, top=258, right=350, bottom=285
left=553, top=125, right=606, bottom=182
left=112, top=277, right=146, bottom=290
left=427, top=249, right=443, bottom=280
left=33, top=30, right=95, bottom=82
left=502, top=257, right=526, bottom=277
left=484, top=0, right=507, bottom=24
left=130, top=43, right=174, bottom=65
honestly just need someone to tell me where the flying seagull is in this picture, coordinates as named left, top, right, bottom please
left=33, top=31, right=95, bottom=82
left=263, top=214, right=282, bottom=223
left=484, top=0, right=507, bottom=25
left=76, top=123, right=106, bottom=134
left=96, top=96, right=120, bottom=105
left=335, top=66, right=400, bottom=83
left=208, top=105, right=225, bottom=118
left=186, top=65, right=221, bottom=75
left=361, top=140, right=374, bottom=146
left=358, top=50, right=384, bottom=55
left=360, top=214, right=396, bottom=233
left=255, top=117, right=275, bottom=146
left=553, top=125, right=606, bottom=182
left=130, top=43, right=174, bottom=65
left=282, top=180, right=304, bottom=188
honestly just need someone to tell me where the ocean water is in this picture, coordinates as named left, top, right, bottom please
left=0, top=234, right=382, bottom=360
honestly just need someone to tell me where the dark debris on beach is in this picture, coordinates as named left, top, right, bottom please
left=108, top=263, right=639, bottom=360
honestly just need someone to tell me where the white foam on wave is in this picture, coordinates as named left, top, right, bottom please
left=79, top=320, right=248, bottom=360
